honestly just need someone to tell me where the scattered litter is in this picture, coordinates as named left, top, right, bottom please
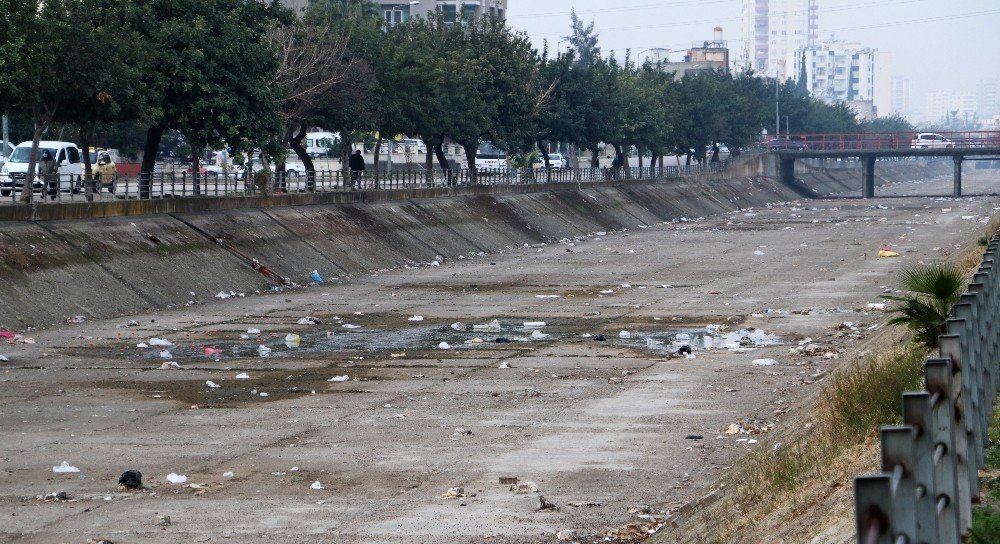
left=309, top=481, right=324, bottom=490
left=297, top=317, right=321, bottom=325
left=136, top=342, right=149, bottom=348
left=499, top=476, right=519, bottom=485
left=523, top=321, right=547, bottom=329
left=203, top=347, right=222, bottom=357
left=495, top=337, right=512, bottom=344
left=566, top=501, right=602, bottom=508
left=205, top=381, right=221, bottom=389
left=342, top=324, right=361, bottom=330
left=68, top=315, right=86, bottom=324
left=754, top=250, right=765, bottom=256
left=152, top=514, right=171, bottom=527
left=720, top=328, right=782, bottom=348
left=160, top=362, right=182, bottom=370
left=246, top=328, right=261, bottom=335
left=149, top=338, right=174, bottom=347
left=438, top=342, right=451, bottom=350
left=498, top=362, right=511, bottom=369
left=215, top=291, right=233, bottom=300
left=453, top=427, right=473, bottom=436
left=618, top=330, right=632, bottom=339
left=535, top=295, right=561, bottom=299
left=752, top=359, right=778, bottom=367
left=235, top=373, right=250, bottom=380
left=451, top=322, right=466, bottom=331
left=474, top=319, right=503, bottom=332
left=593, top=334, right=607, bottom=342
left=530, top=330, right=549, bottom=339
left=0, top=331, right=17, bottom=339
left=867, top=303, right=886, bottom=311
left=441, top=487, right=466, bottom=499
left=310, top=270, right=324, bottom=283
left=327, top=375, right=350, bottom=382
left=44, top=491, right=70, bottom=502
left=511, top=481, right=539, bottom=494
left=599, top=289, right=614, bottom=294
left=0, top=355, right=7, bottom=362
left=166, top=473, right=187, bottom=484
left=117, top=320, right=140, bottom=329
left=257, top=345, right=272, bottom=357
left=556, top=529, right=578, bottom=540
left=53, top=461, right=80, bottom=474
left=537, top=495, right=558, bottom=511
left=878, top=245, right=900, bottom=258
left=158, top=350, right=172, bottom=359
left=284, top=333, right=302, bottom=348
left=685, top=434, right=704, bottom=440
left=223, top=471, right=235, bottom=479
left=408, top=315, right=424, bottom=322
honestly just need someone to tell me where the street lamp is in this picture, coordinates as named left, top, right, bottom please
left=387, top=1, right=419, bottom=26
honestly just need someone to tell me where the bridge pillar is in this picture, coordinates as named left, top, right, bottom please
left=779, top=157, right=796, bottom=186
left=862, top=156, right=876, bottom=198
left=954, top=156, right=963, bottom=197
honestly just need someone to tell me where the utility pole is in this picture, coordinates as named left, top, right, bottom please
left=775, top=80, right=780, bottom=138
left=2, top=114, right=8, bottom=157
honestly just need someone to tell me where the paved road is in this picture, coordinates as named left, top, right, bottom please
left=0, top=172, right=997, bottom=543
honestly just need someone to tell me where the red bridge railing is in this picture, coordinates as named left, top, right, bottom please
left=765, top=131, right=1000, bottom=152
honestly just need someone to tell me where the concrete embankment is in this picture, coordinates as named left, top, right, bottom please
left=0, top=158, right=951, bottom=329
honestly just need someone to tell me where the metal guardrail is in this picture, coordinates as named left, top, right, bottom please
left=0, top=160, right=749, bottom=205
left=854, top=236, right=999, bottom=543
left=769, top=131, right=1000, bottom=152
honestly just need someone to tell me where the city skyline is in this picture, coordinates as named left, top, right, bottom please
left=510, top=0, right=1000, bottom=121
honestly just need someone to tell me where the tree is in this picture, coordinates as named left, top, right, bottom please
left=563, top=10, right=600, bottom=69
left=887, top=263, right=966, bottom=349
left=861, top=114, right=915, bottom=133
left=1, top=0, right=76, bottom=203
left=136, top=0, right=289, bottom=196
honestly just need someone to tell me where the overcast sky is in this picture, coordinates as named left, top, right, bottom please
left=508, top=0, right=1000, bottom=111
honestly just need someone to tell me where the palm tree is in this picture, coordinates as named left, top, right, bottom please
left=886, top=263, right=966, bottom=349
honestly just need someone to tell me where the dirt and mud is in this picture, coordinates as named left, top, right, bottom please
left=1, top=170, right=998, bottom=543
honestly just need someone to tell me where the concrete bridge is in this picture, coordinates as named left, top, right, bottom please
left=771, top=131, right=1000, bottom=197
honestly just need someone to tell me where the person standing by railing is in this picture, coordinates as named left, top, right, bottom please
left=40, top=151, right=59, bottom=200
left=348, top=150, right=365, bottom=190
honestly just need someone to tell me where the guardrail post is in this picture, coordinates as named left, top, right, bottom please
left=939, top=331, right=979, bottom=518
left=924, top=358, right=963, bottom=542
left=902, top=392, right=941, bottom=541
left=855, top=475, right=893, bottom=543
left=879, top=425, right=919, bottom=542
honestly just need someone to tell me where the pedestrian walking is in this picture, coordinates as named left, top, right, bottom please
left=348, top=149, right=365, bottom=190
left=40, top=151, right=59, bottom=200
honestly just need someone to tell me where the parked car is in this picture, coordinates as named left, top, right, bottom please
left=534, top=153, right=566, bottom=169
left=0, top=141, right=84, bottom=196
left=88, top=148, right=118, bottom=191
left=768, top=138, right=808, bottom=151
left=397, top=138, right=427, bottom=155
left=911, top=132, right=954, bottom=149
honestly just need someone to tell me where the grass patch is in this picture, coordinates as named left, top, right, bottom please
left=730, top=342, right=927, bottom=517
left=971, top=409, right=1000, bottom=544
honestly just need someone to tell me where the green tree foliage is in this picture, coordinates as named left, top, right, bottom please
left=136, top=0, right=291, bottom=193
left=861, top=113, right=915, bottom=133
left=887, top=263, right=966, bottom=349
left=563, top=10, right=600, bottom=68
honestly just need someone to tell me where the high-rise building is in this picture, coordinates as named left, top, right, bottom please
left=925, top=90, right=976, bottom=125
left=890, top=77, right=910, bottom=116
left=792, top=39, right=889, bottom=117
left=279, top=1, right=507, bottom=25
left=977, top=79, right=1000, bottom=119
left=741, top=0, right=818, bottom=80
left=376, top=0, right=506, bottom=26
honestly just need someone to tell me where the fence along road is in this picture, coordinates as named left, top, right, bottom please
left=854, top=235, right=999, bottom=543
left=0, top=156, right=754, bottom=206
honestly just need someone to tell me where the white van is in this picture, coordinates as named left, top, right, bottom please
left=303, top=132, right=338, bottom=158
left=472, top=142, right=508, bottom=171
left=0, top=141, right=84, bottom=196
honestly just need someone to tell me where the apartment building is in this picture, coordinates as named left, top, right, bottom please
left=376, top=0, right=506, bottom=26
left=740, top=0, right=818, bottom=80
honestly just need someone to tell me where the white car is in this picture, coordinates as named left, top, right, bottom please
left=0, top=141, right=84, bottom=196
left=534, top=153, right=566, bottom=169
left=911, top=133, right=954, bottom=149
